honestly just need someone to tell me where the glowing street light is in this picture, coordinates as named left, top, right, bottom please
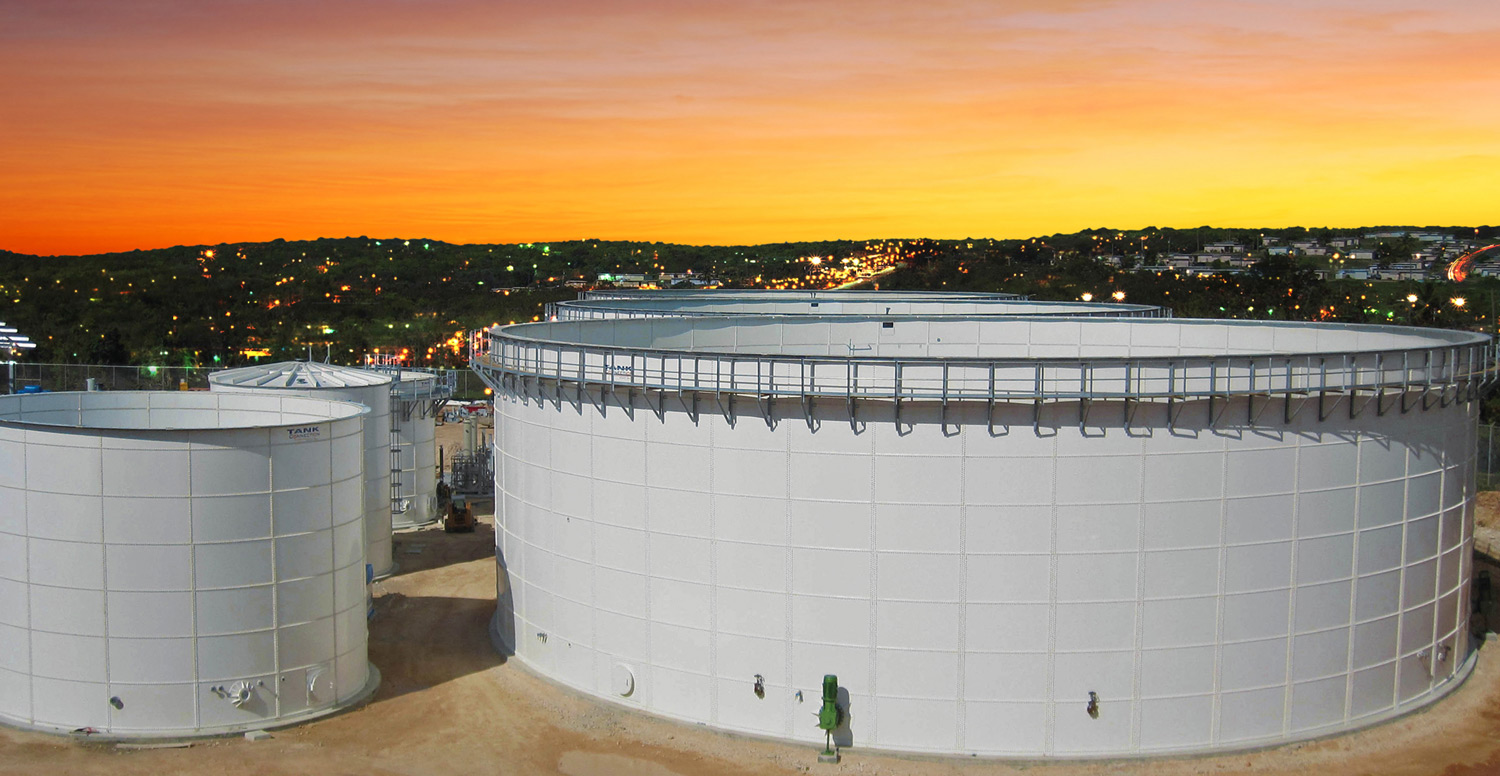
left=1452, top=297, right=1467, bottom=308
left=1112, top=291, right=1127, bottom=301
left=1080, top=292, right=1094, bottom=302
left=1406, top=293, right=1419, bottom=304
left=1, top=322, right=37, bottom=396
left=0, top=322, right=37, bottom=355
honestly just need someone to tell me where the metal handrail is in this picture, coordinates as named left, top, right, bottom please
left=471, top=326, right=1499, bottom=403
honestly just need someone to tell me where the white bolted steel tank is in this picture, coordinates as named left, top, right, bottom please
left=0, top=391, right=376, bottom=737
left=388, top=370, right=452, bottom=529
left=209, top=362, right=395, bottom=578
left=473, top=315, right=1494, bottom=757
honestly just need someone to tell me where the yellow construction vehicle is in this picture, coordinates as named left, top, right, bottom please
left=444, top=495, right=476, bottom=533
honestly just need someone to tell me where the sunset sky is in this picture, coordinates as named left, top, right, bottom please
left=2, top=0, right=1497, bottom=256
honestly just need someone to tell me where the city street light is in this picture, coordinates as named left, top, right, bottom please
left=0, top=322, right=36, bottom=355
left=1112, top=291, right=1127, bottom=301
left=1080, top=292, right=1094, bottom=302
left=1, top=321, right=37, bottom=395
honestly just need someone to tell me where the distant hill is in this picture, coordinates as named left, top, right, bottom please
left=1, top=227, right=1492, bottom=366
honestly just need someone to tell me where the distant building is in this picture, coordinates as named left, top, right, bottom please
left=1184, top=267, right=1248, bottom=277
left=597, top=272, right=648, bottom=287
left=1374, top=266, right=1429, bottom=281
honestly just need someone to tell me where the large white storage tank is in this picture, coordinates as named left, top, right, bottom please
left=0, top=391, right=375, bottom=737
left=473, top=315, right=1494, bottom=757
left=210, top=362, right=395, bottom=579
left=388, top=370, right=451, bottom=529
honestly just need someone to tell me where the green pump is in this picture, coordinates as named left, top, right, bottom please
left=817, top=674, right=841, bottom=757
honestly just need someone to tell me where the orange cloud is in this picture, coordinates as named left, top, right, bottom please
left=1, top=0, right=1497, bottom=255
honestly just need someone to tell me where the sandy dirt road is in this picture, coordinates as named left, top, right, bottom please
left=4, top=431, right=1500, bottom=776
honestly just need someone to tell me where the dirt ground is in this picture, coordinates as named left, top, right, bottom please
left=1476, top=492, right=1500, bottom=532
left=5, top=426, right=1500, bottom=775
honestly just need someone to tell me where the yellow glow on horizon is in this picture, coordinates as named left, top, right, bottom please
left=1, top=1, right=1497, bottom=255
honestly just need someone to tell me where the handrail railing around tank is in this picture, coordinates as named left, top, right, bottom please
left=470, top=325, right=1500, bottom=404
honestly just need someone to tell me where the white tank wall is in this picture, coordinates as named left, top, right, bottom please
left=0, top=391, right=373, bottom=737
left=492, top=389, right=1476, bottom=756
left=210, top=378, right=394, bottom=578
left=392, top=373, right=440, bottom=529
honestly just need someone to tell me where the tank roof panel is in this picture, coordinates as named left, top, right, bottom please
left=209, top=360, right=393, bottom=390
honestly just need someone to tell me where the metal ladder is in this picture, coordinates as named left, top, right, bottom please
left=389, top=378, right=404, bottom=519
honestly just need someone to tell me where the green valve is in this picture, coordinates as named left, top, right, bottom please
left=817, top=675, right=839, bottom=731
left=817, top=674, right=841, bottom=760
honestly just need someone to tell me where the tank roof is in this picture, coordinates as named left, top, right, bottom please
left=551, top=297, right=1166, bottom=319
left=500, top=315, right=1485, bottom=360
left=581, top=289, right=1021, bottom=301
left=209, top=360, right=393, bottom=390
left=474, top=316, right=1496, bottom=403
left=0, top=390, right=367, bottom=431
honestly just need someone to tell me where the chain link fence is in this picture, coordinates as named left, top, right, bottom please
left=3, top=362, right=494, bottom=401
left=1480, top=424, right=1500, bottom=492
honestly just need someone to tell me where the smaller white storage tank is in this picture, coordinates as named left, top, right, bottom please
left=388, top=370, right=452, bottom=529
left=209, top=362, right=395, bottom=578
left=0, top=391, right=376, bottom=737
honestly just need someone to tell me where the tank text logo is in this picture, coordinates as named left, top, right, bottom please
left=287, top=426, right=322, bottom=441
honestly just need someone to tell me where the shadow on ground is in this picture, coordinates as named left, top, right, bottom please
left=391, top=516, right=497, bottom=575
left=366, top=591, right=505, bottom=703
